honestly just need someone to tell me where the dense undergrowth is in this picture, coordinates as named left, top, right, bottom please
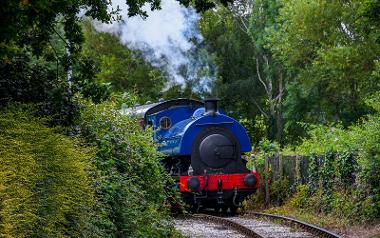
left=0, top=105, right=100, bottom=237
left=78, top=98, right=179, bottom=237
left=0, top=102, right=179, bottom=237
left=246, top=93, right=380, bottom=225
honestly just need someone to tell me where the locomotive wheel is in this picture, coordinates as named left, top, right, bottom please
left=189, top=202, right=200, bottom=213
left=191, top=126, right=248, bottom=175
left=229, top=205, right=239, bottom=214
left=215, top=205, right=238, bottom=214
left=221, top=205, right=228, bottom=213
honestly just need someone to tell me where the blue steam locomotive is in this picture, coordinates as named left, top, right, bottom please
left=124, top=98, right=260, bottom=212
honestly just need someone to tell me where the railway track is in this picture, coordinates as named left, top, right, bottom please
left=245, top=211, right=341, bottom=238
left=190, top=213, right=263, bottom=237
left=175, top=212, right=341, bottom=238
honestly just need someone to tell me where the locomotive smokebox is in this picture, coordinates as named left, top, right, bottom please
left=204, top=98, right=219, bottom=114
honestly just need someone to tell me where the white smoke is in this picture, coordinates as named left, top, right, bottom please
left=94, top=0, right=203, bottom=85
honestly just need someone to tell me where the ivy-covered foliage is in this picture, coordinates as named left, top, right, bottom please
left=78, top=97, right=179, bottom=237
left=247, top=93, right=380, bottom=223
left=0, top=105, right=103, bottom=237
left=279, top=93, right=380, bottom=223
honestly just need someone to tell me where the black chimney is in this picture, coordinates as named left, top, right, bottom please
left=204, top=98, right=219, bottom=113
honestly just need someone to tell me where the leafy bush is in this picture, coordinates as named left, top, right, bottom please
left=353, top=114, right=380, bottom=194
left=0, top=105, right=102, bottom=237
left=252, top=139, right=280, bottom=185
left=287, top=184, right=311, bottom=209
left=270, top=177, right=291, bottom=206
left=257, top=139, right=280, bottom=156
left=78, top=97, right=178, bottom=237
left=245, top=140, right=287, bottom=208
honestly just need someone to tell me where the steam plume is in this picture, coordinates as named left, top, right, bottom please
left=94, top=0, right=203, bottom=85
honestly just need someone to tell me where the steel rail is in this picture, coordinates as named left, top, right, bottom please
left=246, top=211, right=341, bottom=238
left=184, top=213, right=264, bottom=238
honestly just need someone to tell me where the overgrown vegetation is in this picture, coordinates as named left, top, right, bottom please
left=247, top=93, right=380, bottom=225
left=78, top=97, right=179, bottom=237
left=286, top=94, right=380, bottom=223
left=0, top=106, right=101, bottom=237
left=0, top=101, right=181, bottom=237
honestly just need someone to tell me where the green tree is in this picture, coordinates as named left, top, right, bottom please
left=0, top=0, right=223, bottom=58
left=269, top=0, right=380, bottom=139
left=82, top=21, right=167, bottom=103
left=200, top=8, right=263, bottom=144
left=0, top=0, right=223, bottom=125
left=200, top=1, right=286, bottom=144
left=0, top=29, right=111, bottom=125
left=246, top=0, right=286, bottom=143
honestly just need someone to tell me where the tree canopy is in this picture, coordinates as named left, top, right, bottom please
left=200, top=0, right=380, bottom=144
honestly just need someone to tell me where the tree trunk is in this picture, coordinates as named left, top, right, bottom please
left=276, top=71, right=284, bottom=143
left=256, top=55, right=285, bottom=144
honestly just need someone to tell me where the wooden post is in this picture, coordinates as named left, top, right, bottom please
left=278, top=154, right=283, bottom=179
left=265, top=156, right=270, bottom=206
left=295, top=155, right=301, bottom=184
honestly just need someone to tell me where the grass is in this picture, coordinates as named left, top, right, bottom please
left=266, top=205, right=349, bottom=228
left=262, top=205, right=380, bottom=238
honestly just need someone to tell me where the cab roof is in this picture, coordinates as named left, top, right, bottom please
left=122, top=98, right=204, bottom=120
